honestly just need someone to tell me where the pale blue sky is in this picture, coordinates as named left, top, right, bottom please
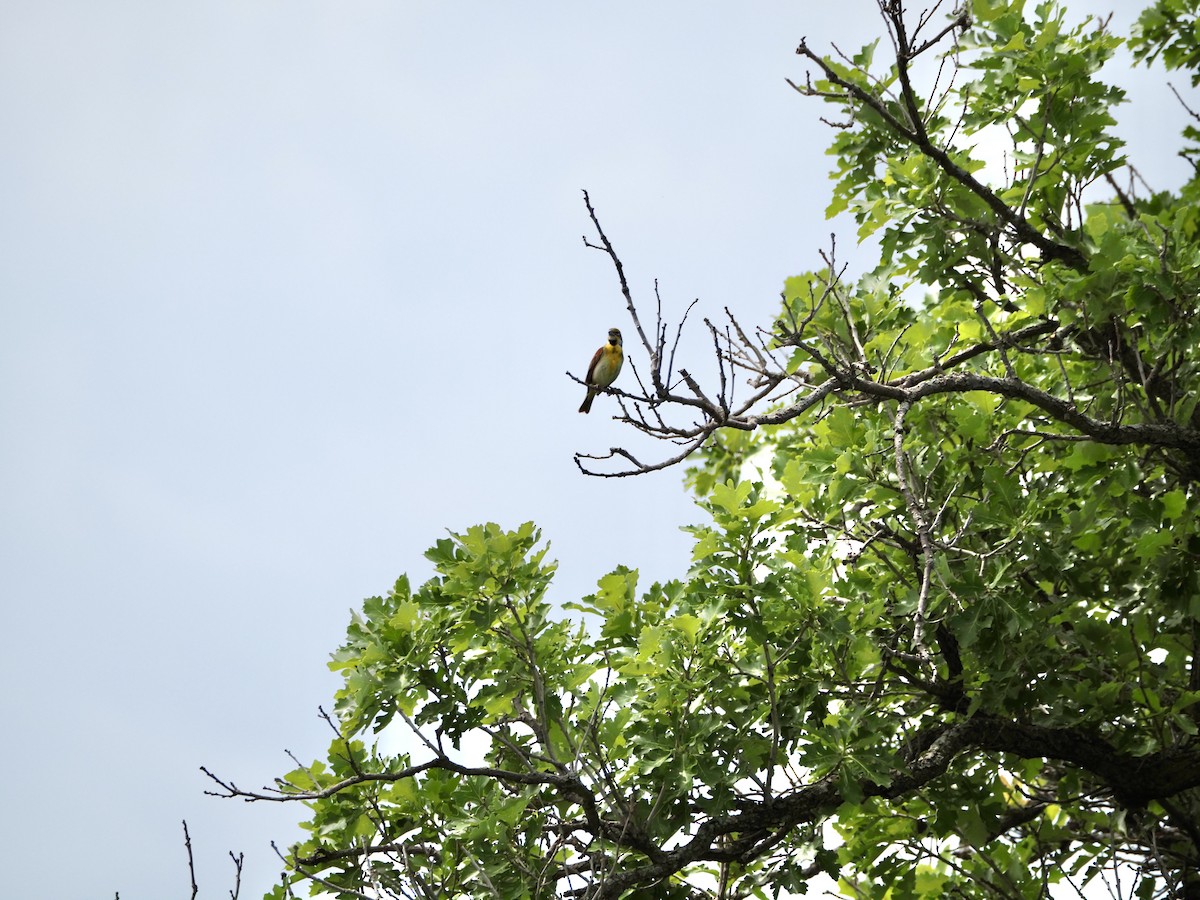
left=0, top=2, right=1189, bottom=897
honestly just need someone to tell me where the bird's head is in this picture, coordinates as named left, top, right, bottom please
left=608, top=328, right=623, bottom=346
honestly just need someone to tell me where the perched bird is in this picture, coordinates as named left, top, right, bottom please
left=578, top=327, right=624, bottom=414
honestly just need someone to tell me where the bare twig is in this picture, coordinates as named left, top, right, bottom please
left=228, top=851, right=244, bottom=900
left=892, top=402, right=935, bottom=659
left=183, top=820, right=199, bottom=900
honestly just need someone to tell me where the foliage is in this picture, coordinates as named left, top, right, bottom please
left=210, top=0, right=1200, bottom=897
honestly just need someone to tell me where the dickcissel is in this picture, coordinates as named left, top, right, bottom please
left=578, top=327, right=624, bottom=414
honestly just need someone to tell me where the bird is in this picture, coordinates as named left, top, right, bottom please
left=578, top=327, right=624, bottom=413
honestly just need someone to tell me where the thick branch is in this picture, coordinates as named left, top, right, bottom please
left=971, top=716, right=1200, bottom=808
left=589, top=715, right=1200, bottom=896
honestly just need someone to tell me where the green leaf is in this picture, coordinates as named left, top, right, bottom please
left=1161, top=489, right=1187, bottom=520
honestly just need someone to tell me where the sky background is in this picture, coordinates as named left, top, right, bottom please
left=0, top=2, right=1192, bottom=897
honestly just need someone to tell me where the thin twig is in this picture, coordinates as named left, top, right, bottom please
left=183, top=820, right=199, bottom=900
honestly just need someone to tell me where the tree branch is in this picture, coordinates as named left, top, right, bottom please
left=790, top=33, right=1086, bottom=269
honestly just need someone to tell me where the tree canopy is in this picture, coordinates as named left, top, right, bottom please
left=209, top=0, right=1200, bottom=896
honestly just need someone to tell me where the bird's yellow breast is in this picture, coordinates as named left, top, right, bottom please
left=591, top=342, right=624, bottom=387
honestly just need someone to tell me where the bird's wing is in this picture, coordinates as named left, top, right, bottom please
left=584, top=345, right=605, bottom=384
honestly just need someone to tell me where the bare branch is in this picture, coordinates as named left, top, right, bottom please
left=892, top=401, right=934, bottom=659
left=183, top=820, right=199, bottom=900
left=582, top=190, right=662, bottom=395
left=228, top=850, right=244, bottom=900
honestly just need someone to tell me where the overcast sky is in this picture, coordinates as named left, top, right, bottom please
left=0, top=2, right=1190, bottom=898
